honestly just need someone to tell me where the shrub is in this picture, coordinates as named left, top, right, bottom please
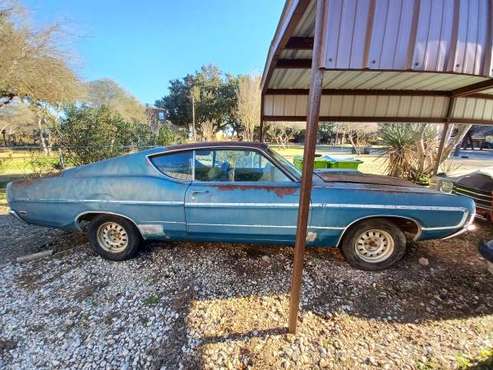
left=57, top=105, right=156, bottom=165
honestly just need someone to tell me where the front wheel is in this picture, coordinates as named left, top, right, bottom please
left=87, top=215, right=142, bottom=261
left=340, top=219, right=406, bottom=271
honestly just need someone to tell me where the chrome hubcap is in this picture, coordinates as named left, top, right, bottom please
left=97, top=222, right=128, bottom=253
left=354, top=229, right=395, bottom=263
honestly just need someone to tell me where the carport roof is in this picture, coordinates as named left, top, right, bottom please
left=261, top=0, right=493, bottom=125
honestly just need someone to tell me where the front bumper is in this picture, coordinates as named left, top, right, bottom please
left=441, top=223, right=477, bottom=240
left=441, top=209, right=477, bottom=240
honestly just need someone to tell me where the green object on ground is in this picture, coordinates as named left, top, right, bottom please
left=293, top=155, right=363, bottom=170
left=293, top=155, right=329, bottom=169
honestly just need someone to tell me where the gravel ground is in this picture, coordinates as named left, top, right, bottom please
left=0, top=210, right=492, bottom=369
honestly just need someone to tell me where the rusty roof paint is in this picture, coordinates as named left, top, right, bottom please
left=316, top=172, right=417, bottom=188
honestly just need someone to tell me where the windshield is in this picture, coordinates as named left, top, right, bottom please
left=268, top=148, right=302, bottom=180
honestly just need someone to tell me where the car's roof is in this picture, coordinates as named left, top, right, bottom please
left=163, top=141, right=269, bottom=151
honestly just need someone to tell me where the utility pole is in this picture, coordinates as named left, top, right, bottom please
left=189, top=81, right=197, bottom=142
left=191, top=90, right=196, bottom=141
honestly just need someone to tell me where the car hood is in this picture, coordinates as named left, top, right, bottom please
left=455, top=173, right=493, bottom=193
left=315, top=171, right=420, bottom=188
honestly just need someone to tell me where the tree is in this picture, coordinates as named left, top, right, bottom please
left=0, top=1, right=83, bottom=109
left=155, top=65, right=238, bottom=140
left=265, top=122, right=302, bottom=148
left=333, top=122, right=378, bottom=153
left=85, top=79, right=146, bottom=123
left=236, top=74, right=261, bottom=141
left=0, top=101, right=35, bottom=145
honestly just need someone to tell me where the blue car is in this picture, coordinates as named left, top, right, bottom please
left=7, top=142, right=476, bottom=270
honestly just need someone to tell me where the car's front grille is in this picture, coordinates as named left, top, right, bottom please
left=452, top=184, right=493, bottom=211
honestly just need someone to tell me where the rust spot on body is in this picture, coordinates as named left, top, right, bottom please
left=12, top=172, right=61, bottom=189
left=216, top=185, right=297, bottom=197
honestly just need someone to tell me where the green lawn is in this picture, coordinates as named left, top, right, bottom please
left=0, top=150, right=58, bottom=207
left=273, top=146, right=387, bottom=174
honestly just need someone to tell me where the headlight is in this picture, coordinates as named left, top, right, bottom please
left=440, top=180, right=454, bottom=193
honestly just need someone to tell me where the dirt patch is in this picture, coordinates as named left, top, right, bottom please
left=0, top=338, right=17, bottom=352
left=73, top=282, right=109, bottom=302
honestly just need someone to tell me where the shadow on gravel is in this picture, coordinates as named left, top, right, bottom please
left=199, top=327, right=289, bottom=345
left=138, top=225, right=493, bottom=368
left=0, top=214, right=87, bottom=264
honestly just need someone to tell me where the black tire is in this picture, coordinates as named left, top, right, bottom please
left=87, top=214, right=142, bottom=261
left=340, top=219, right=406, bottom=271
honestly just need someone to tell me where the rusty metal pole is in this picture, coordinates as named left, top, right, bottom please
left=259, top=94, right=264, bottom=143
left=288, top=0, right=325, bottom=334
left=433, top=97, right=456, bottom=175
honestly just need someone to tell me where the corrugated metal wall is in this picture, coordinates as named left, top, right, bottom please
left=264, top=93, right=493, bottom=122
left=321, top=0, right=493, bottom=77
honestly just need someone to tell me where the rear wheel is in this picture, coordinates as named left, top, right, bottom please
left=87, top=215, right=142, bottom=261
left=340, top=219, right=406, bottom=271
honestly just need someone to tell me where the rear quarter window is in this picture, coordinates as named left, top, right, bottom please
left=150, top=151, right=193, bottom=181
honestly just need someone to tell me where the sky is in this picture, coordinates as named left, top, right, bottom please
left=22, top=0, right=285, bottom=105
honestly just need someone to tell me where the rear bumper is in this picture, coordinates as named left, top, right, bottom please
left=9, top=210, right=27, bottom=223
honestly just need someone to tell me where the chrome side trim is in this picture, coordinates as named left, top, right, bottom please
left=186, top=202, right=467, bottom=212
left=318, top=204, right=468, bottom=212
left=17, top=199, right=183, bottom=206
left=16, top=198, right=469, bottom=214
left=422, top=226, right=463, bottom=231
left=186, top=202, right=298, bottom=208
left=187, top=222, right=344, bottom=230
left=142, top=221, right=186, bottom=225
left=75, top=211, right=145, bottom=239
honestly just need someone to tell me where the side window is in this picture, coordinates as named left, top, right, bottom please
left=194, top=149, right=291, bottom=182
left=150, top=151, right=193, bottom=181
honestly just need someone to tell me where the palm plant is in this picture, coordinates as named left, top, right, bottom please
left=380, top=123, right=437, bottom=183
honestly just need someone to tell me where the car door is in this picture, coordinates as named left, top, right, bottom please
left=185, top=148, right=301, bottom=243
left=144, top=150, right=193, bottom=239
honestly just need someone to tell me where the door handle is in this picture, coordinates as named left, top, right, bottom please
left=191, top=190, right=209, bottom=199
left=192, top=190, right=209, bottom=195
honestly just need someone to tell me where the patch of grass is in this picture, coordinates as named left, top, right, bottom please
left=456, top=348, right=493, bottom=370
left=143, top=294, right=160, bottom=306
left=0, top=150, right=60, bottom=207
left=0, top=150, right=58, bottom=175
left=456, top=354, right=472, bottom=369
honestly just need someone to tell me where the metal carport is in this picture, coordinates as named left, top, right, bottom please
left=260, top=0, right=493, bottom=333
